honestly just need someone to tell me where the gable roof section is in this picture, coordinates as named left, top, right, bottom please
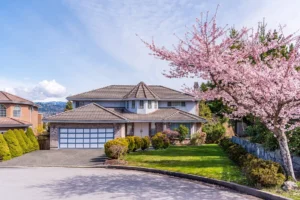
left=0, top=91, right=37, bottom=107
left=44, top=103, right=206, bottom=123
left=67, top=82, right=195, bottom=101
left=0, top=117, right=32, bottom=128
left=43, top=103, right=127, bottom=123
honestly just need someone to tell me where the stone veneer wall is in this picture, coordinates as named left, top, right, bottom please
left=50, top=123, right=125, bottom=148
left=231, top=136, right=300, bottom=176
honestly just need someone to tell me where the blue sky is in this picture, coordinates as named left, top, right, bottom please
left=1, top=0, right=299, bottom=101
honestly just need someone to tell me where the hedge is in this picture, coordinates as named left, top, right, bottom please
left=20, top=129, right=34, bottom=152
left=14, top=129, right=29, bottom=153
left=219, top=138, right=285, bottom=187
left=26, top=128, right=39, bottom=150
left=105, top=138, right=128, bottom=159
left=3, top=130, right=23, bottom=158
left=0, top=134, right=11, bottom=161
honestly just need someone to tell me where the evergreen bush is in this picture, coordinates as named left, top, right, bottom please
left=175, top=125, right=189, bottom=143
left=152, top=133, right=170, bottom=150
left=125, top=136, right=135, bottom=152
left=203, top=122, right=225, bottom=143
left=104, top=138, right=128, bottom=159
left=20, top=129, right=34, bottom=152
left=14, top=129, right=28, bottom=153
left=141, top=136, right=151, bottom=150
left=133, top=136, right=143, bottom=152
left=3, top=130, right=23, bottom=158
left=0, top=134, right=11, bottom=161
left=190, top=132, right=206, bottom=146
left=26, top=128, right=39, bottom=150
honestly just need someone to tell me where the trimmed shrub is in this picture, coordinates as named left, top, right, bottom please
left=20, top=129, right=34, bottom=152
left=162, top=129, right=179, bottom=144
left=175, top=125, right=189, bottom=143
left=152, top=133, right=170, bottom=150
left=244, top=157, right=285, bottom=187
left=3, top=130, right=23, bottom=158
left=133, top=136, right=143, bottom=152
left=105, top=138, right=128, bottom=159
left=26, top=128, right=39, bottom=150
left=219, top=138, right=285, bottom=187
left=0, top=134, right=11, bottom=161
left=190, top=132, right=206, bottom=146
left=14, top=129, right=29, bottom=153
left=203, top=122, right=225, bottom=144
left=125, top=136, right=135, bottom=152
left=141, top=136, right=151, bottom=150
left=108, top=145, right=128, bottom=160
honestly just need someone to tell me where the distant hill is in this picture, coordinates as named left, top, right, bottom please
left=35, top=102, right=66, bottom=117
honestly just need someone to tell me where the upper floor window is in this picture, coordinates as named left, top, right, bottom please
left=13, top=105, right=21, bottom=117
left=132, top=101, right=135, bottom=109
left=148, top=100, right=152, bottom=109
left=0, top=104, right=6, bottom=117
left=139, top=100, right=144, bottom=109
left=126, top=101, right=129, bottom=109
left=75, top=101, right=85, bottom=108
left=167, top=101, right=186, bottom=107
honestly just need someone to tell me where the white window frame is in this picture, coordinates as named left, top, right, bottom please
left=148, top=100, right=152, bottom=109
left=139, top=100, right=144, bottom=109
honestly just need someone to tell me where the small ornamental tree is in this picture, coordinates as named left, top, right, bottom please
left=14, top=129, right=29, bottom=153
left=176, top=125, right=189, bottom=143
left=26, top=128, right=39, bottom=151
left=65, top=101, right=73, bottom=111
left=3, top=130, right=23, bottom=158
left=143, top=8, right=300, bottom=180
left=20, top=129, right=34, bottom=152
left=0, top=134, right=11, bottom=161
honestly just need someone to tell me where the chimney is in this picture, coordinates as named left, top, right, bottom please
left=194, top=82, right=199, bottom=90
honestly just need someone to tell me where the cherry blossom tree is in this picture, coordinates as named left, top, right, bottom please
left=143, top=10, right=300, bottom=180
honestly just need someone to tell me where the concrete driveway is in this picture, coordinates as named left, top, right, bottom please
left=0, top=150, right=106, bottom=167
left=0, top=167, right=260, bottom=200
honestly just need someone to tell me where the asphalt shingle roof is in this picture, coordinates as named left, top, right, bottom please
left=67, top=82, right=195, bottom=100
left=44, top=103, right=206, bottom=123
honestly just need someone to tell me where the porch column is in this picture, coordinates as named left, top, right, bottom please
left=163, top=123, right=167, bottom=131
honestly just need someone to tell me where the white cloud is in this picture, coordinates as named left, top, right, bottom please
left=1, top=79, right=67, bottom=101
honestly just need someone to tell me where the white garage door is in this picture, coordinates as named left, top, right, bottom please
left=59, top=128, right=114, bottom=149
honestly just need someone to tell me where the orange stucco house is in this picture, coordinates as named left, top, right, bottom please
left=0, top=91, right=43, bottom=134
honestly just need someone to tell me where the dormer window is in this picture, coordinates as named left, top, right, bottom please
left=0, top=104, right=6, bottom=117
left=139, top=100, right=144, bottom=109
left=132, top=101, right=135, bottom=109
left=148, top=100, right=152, bottom=109
left=13, top=105, right=21, bottom=117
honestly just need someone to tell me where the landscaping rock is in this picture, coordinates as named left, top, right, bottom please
left=282, top=181, right=298, bottom=191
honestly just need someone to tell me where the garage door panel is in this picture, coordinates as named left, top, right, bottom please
left=59, top=127, right=114, bottom=149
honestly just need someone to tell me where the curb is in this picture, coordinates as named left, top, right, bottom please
left=103, top=165, right=290, bottom=200
left=0, top=164, right=291, bottom=200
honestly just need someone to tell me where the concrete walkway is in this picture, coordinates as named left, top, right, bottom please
left=0, top=150, right=106, bottom=167
left=0, top=167, right=260, bottom=200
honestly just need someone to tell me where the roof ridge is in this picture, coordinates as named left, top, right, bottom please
left=45, top=103, right=92, bottom=119
left=0, top=91, right=35, bottom=105
left=172, top=107, right=206, bottom=121
left=155, top=86, right=195, bottom=98
left=92, top=103, right=128, bottom=120
left=67, top=85, right=112, bottom=99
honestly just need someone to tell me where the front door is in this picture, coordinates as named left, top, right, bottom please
left=134, top=123, right=149, bottom=137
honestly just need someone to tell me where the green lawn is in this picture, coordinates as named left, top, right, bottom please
left=125, top=144, right=247, bottom=184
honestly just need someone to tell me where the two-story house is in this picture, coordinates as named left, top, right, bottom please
left=44, top=82, right=206, bottom=149
left=0, top=91, right=42, bottom=134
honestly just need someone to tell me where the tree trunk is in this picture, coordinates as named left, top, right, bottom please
left=275, top=130, right=297, bottom=181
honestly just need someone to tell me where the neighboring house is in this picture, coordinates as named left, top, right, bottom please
left=0, top=91, right=42, bottom=134
left=44, top=82, right=206, bottom=149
